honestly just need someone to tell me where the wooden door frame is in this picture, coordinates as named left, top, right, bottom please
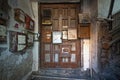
left=39, top=3, right=81, bottom=68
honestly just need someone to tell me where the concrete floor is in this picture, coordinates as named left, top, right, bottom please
left=29, top=68, right=93, bottom=80
left=31, top=76, right=91, bottom=80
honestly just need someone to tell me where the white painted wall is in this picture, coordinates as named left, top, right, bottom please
left=8, top=0, right=33, bottom=17
left=98, top=0, right=111, bottom=18
left=82, top=39, right=90, bottom=70
left=31, top=1, right=39, bottom=71
left=112, top=0, right=120, bottom=15
left=8, top=0, right=34, bottom=31
left=98, top=0, right=120, bottom=18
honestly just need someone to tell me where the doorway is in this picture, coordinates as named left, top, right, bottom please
left=81, top=39, right=90, bottom=70
left=39, top=3, right=81, bottom=68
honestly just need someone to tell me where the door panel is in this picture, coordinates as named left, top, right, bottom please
left=40, top=3, right=80, bottom=68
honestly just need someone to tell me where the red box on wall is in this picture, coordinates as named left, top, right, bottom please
left=25, top=14, right=34, bottom=31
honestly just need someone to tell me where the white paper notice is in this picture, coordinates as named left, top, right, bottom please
left=71, top=54, right=76, bottom=62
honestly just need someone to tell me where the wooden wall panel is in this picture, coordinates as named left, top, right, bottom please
left=78, top=24, right=90, bottom=39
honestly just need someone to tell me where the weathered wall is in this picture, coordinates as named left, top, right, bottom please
left=94, top=0, right=120, bottom=80
left=81, top=0, right=99, bottom=76
left=0, top=49, right=33, bottom=80
left=32, top=1, right=39, bottom=71
left=100, top=11, right=120, bottom=80
left=0, top=0, right=35, bottom=80
left=89, top=0, right=99, bottom=74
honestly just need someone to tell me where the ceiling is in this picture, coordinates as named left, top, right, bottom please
left=38, top=0, right=81, bottom=3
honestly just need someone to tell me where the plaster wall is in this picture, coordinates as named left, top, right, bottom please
left=112, top=0, right=120, bottom=15
left=0, top=0, right=36, bottom=80
left=82, top=0, right=99, bottom=73
left=31, top=1, right=39, bottom=72
left=98, top=0, right=120, bottom=18
left=98, top=0, right=111, bottom=18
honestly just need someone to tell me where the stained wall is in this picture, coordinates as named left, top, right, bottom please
left=0, top=0, right=37, bottom=80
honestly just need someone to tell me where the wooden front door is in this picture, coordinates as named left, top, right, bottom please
left=39, top=3, right=81, bottom=68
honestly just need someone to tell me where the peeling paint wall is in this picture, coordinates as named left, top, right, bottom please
left=0, top=0, right=35, bottom=80
left=0, top=49, right=33, bottom=80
